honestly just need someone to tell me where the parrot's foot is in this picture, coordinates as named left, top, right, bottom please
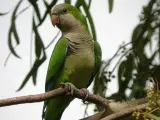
left=80, top=88, right=89, bottom=104
left=60, top=82, right=76, bottom=95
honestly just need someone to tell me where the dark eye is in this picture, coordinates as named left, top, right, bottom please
left=62, top=8, right=67, bottom=13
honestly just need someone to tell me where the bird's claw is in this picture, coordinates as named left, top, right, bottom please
left=60, top=82, right=76, bottom=95
left=81, top=88, right=89, bottom=104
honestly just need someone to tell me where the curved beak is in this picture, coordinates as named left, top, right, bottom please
left=51, top=14, right=59, bottom=27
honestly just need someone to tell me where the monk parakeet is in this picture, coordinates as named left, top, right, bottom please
left=42, top=3, right=102, bottom=120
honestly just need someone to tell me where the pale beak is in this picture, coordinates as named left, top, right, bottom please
left=51, top=14, right=59, bottom=27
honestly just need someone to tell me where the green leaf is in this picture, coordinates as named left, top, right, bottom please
left=159, top=28, right=160, bottom=59
left=132, top=24, right=146, bottom=60
left=8, top=26, right=21, bottom=58
left=88, top=0, right=92, bottom=9
left=12, top=22, right=20, bottom=45
left=118, top=53, right=134, bottom=97
left=11, top=0, right=22, bottom=41
left=0, top=11, right=9, bottom=16
left=35, top=35, right=42, bottom=58
left=43, top=0, right=49, bottom=8
left=38, top=0, right=58, bottom=26
left=145, top=112, right=160, bottom=120
left=75, top=0, right=82, bottom=7
left=17, top=57, right=46, bottom=91
left=8, top=0, right=23, bottom=58
left=108, top=0, right=114, bottom=13
left=151, top=109, right=160, bottom=117
left=33, top=16, right=43, bottom=58
left=28, top=0, right=41, bottom=21
left=78, top=1, right=97, bottom=41
left=132, top=24, right=144, bottom=44
left=147, top=28, right=153, bottom=51
left=65, top=0, right=71, bottom=4
left=118, top=60, right=126, bottom=86
left=32, top=70, right=37, bottom=85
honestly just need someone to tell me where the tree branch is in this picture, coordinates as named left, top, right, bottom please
left=0, top=86, right=150, bottom=120
left=81, top=98, right=148, bottom=120
left=0, top=87, right=109, bottom=108
left=101, top=103, right=146, bottom=120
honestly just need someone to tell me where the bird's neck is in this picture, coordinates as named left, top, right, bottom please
left=62, top=23, right=88, bottom=35
left=63, top=25, right=92, bottom=44
left=63, top=26, right=94, bottom=54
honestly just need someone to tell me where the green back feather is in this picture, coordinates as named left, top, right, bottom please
left=46, top=37, right=68, bottom=83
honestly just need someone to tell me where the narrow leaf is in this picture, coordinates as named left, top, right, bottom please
left=7, top=0, right=23, bottom=58
left=11, top=0, right=23, bottom=44
left=11, top=0, right=23, bottom=22
left=0, top=11, right=9, bottom=16
left=88, top=0, right=92, bottom=9
left=17, top=56, right=46, bottom=91
left=28, top=0, right=41, bottom=22
left=43, top=0, right=49, bottom=8
left=38, top=0, right=58, bottom=26
left=32, top=70, right=37, bottom=85
left=17, top=14, right=47, bottom=91
left=65, top=0, right=71, bottom=4
left=17, top=33, right=46, bottom=90
left=79, top=1, right=97, bottom=41
left=131, top=24, right=144, bottom=45
left=118, top=60, right=126, bottom=86
left=108, top=0, right=114, bottom=13
left=33, top=16, right=42, bottom=58
left=33, top=17, right=44, bottom=50
left=12, top=22, right=20, bottom=44
left=8, top=26, right=21, bottom=58
left=35, top=35, right=42, bottom=58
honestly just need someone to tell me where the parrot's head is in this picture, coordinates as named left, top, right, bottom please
left=51, top=4, right=88, bottom=33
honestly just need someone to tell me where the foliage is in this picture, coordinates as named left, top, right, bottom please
left=94, top=0, right=160, bottom=102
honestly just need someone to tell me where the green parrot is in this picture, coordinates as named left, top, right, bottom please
left=42, top=3, right=102, bottom=120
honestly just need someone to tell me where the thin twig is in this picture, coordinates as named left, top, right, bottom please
left=110, top=48, right=132, bottom=74
left=16, top=5, right=31, bottom=17
left=102, top=42, right=131, bottom=72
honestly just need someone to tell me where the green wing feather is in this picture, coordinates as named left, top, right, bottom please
left=87, top=41, right=102, bottom=87
left=42, top=37, right=69, bottom=119
left=45, top=37, right=69, bottom=91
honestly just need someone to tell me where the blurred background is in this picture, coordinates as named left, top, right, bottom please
left=1, top=0, right=160, bottom=119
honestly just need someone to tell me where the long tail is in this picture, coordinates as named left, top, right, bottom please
left=43, top=96, right=73, bottom=120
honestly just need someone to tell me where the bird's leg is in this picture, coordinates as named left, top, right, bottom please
left=60, top=82, right=76, bottom=95
left=80, top=88, right=89, bottom=104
